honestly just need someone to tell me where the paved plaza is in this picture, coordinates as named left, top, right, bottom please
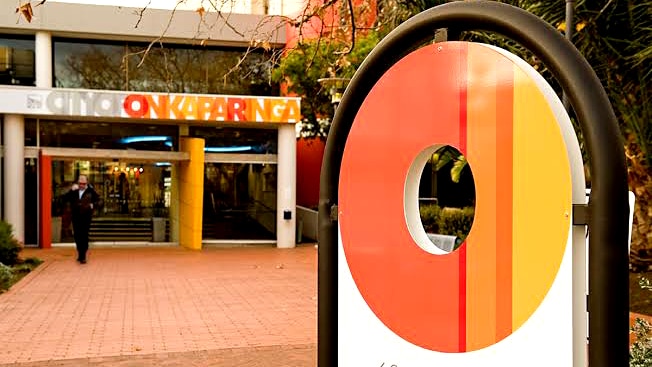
left=2, top=243, right=649, bottom=366
left=0, top=245, right=317, bottom=366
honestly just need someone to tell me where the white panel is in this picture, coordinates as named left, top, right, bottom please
left=204, top=153, right=277, bottom=164
left=40, top=147, right=189, bottom=161
left=35, top=32, right=52, bottom=88
left=4, top=114, right=25, bottom=243
left=275, top=124, right=296, bottom=248
left=338, top=226, right=575, bottom=367
left=3, top=2, right=286, bottom=46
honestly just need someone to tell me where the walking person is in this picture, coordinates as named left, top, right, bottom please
left=63, top=175, right=100, bottom=264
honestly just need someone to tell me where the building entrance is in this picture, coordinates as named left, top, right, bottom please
left=202, top=162, right=276, bottom=240
left=51, top=159, right=172, bottom=243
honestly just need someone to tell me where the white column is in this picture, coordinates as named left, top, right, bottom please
left=276, top=124, right=296, bottom=248
left=4, top=114, right=25, bottom=243
left=35, top=31, right=53, bottom=88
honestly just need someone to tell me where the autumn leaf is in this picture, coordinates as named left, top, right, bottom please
left=196, top=6, right=205, bottom=18
left=16, top=1, right=45, bottom=23
left=557, top=20, right=587, bottom=33
left=16, top=3, right=34, bottom=23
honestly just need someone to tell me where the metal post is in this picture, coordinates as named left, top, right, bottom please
left=562, top=0, right=576, bottom=110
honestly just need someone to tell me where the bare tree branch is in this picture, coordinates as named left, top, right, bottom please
left=201, top=0, right=247, bottom=38
left=286, top=0, right=339, bottom=28
left=335, top=0, right=355, bottom=55
left=134, top=0, right=153, bottom=28
left=134, top=0, right=183, bottom=68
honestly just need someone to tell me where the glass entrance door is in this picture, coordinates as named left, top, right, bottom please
left=51, top=159, right=172, bottom=242
left=202, top=163, right=276, bottom=240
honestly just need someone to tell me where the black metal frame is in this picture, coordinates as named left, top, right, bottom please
left=318, top=1, right=629, bottom=366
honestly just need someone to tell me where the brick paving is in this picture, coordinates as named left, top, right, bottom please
left=0, top=245, right=317, bottom=366
left=3, top=244, right=647, bottom=366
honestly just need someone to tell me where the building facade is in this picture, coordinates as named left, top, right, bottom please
left=0, top=2, right=300, bottom=249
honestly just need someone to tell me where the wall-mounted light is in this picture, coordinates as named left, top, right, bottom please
left=119, top=136, right=173, bottom=144
left=205, top=146, right=253, bottom=153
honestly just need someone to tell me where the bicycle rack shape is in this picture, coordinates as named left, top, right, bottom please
left=319, top=2, right=629, bottom=367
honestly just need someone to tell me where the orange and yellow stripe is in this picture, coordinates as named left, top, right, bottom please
left=339, top=42, right=572, bottom=352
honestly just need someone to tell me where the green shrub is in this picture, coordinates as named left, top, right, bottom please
left=0, top=221, right=21, bottom=266
left=631, top=317, right=652, bottom=366
left=22, top=257, right=43, bottom=266
left=11, top=263, right=33, bottom=276
left=0, top=262, right=13, bottom=291
left=419, top=204, right=475, bottom=242
left=419, top=204, right=441, bottom=233
left=438, top=207, right=475, bottom=242
left=631, top=277, right=652, bottom=366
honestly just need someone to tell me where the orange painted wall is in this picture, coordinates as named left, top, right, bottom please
left=296, top=137, right=325, bottom=208
left=39, top=153, right=52, bottom=249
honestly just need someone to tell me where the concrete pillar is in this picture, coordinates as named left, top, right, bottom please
left=4, top=114, right=25, bottom=243
left=178, top=137, right=204, bottom=250
left=35, top=31, right=53, bottom=88
left=170, top=124, right=189, bottom=244
left=276, top=124, right=296, bottom=248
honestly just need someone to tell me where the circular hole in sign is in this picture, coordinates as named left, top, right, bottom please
left=405, top=145, right=476, bottom=254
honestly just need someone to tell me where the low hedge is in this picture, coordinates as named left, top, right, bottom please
left=0, top=220, right=21, bottom=266
left=419, top=204, right=475, bottom=242
left=0, top=220, right=42, bottom=292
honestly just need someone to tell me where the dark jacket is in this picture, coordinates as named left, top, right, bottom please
left=64, top=186, right=101, bottom=219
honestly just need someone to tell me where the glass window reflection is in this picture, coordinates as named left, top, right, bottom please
left=190, top=126, right=277, bottom=154
left=54, top=39, right=278, bottom=96
left=0, top=35, right=35, bottom=86
left=38, top=120, right=179, bottom=151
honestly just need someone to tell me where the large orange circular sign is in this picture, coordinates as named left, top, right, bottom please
left=339, top=42, right=573, bottom=352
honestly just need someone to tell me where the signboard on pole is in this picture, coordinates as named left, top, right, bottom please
left=319, top=3, right=630, bottom=367
left=337, top=42, right=586, bottom=365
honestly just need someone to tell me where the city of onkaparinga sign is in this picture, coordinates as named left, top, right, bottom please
left=0, top=86, right=301, bottom=123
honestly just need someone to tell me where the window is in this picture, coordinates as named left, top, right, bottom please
left=38, top=120, right=179, bottom=151
left=0, top=35, right=35, bottom=86
left=54, top=39, right=278, bottom=96
left=190, top=126, right=277, bottom=154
